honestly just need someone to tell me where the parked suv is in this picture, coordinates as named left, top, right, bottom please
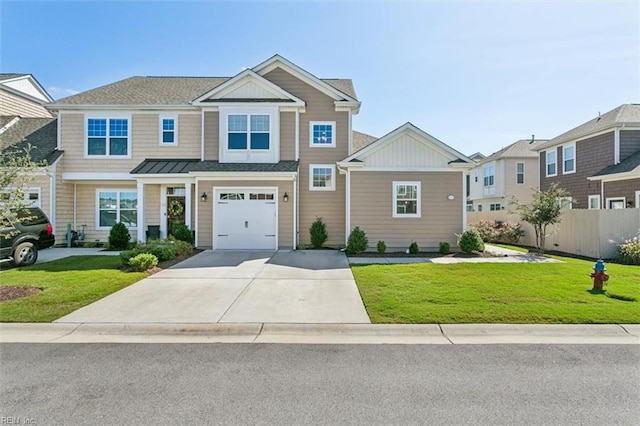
left=1, top=207, right=55, bottom=266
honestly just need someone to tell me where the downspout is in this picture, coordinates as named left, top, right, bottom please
left=337, top=163, right=349, bottom=245
left=200, top=110, right=205, bottom=161
left=295, top=110, right=300, bottom=161
left=292, top=176, right=297, bottom=250
left=462, top=170, right=467, bottom=231
left=73, top=183, right=77, bottom=229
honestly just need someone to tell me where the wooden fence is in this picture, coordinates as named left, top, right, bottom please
left=467, top=209, right=640, bottom=259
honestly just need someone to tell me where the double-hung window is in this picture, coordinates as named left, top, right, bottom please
left=309, top=164, right=335, bottom=191
left=546, top=150, right=557, bottom=177
left=563, top=144, right=575, bottom=174
left=393, top=181, right=420, bottom=218
left=588, top=195, right=600, bottom=210
left=87, top=118, right=129, bottom=156
left=97, top=190, right=137, bottom=229
left=228, top=114, right=270, bottom=150
left=483, top=164, right=495, bottom=195
left=310, top=121, right=336, bottom=147
left=160, top=117, right=177, bottom=145
left=516, top=162, right=525, bottom=184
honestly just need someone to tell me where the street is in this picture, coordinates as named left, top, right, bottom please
left=1, top=343, right=638, bottom=425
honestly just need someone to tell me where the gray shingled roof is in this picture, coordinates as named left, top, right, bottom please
left=592, top=150, right=640, bottom=177
left=535, top=104, right=640, bottom=150
left=52, top=75, right=357, bottom=106
left=323, top=79, right=357, bottom=100
left=0, top=74, right=29, bottom=81
left=477, top=139, right=547, bottom=165
left=131, top=159, right=299, bottom=174
left=0, top=117, right=61, bottom=165
left=352, top=130, right=377, bottom=152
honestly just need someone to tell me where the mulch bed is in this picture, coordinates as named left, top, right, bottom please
left=0, top=286, right=42, bottom=302
left=349, top=251, right=490, bottom=258
left=147, top=249, right=204, bottom=275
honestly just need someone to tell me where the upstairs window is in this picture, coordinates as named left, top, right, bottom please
left=563, top=145, right=575, bottom=174
left=87, top=118, right=129, bottom=157
left=160, top=117, right=177, bottom=145
left=228, top=114, right=270, bottom=150
left=310, top=121, right=336, bottom=147
left=393, top=181, right=421, bottom=218
left=546, top=150, right=557, bottom=177
left=516, top=162, right=525, bottom=184
left=483, top=164, right=495, bottom=195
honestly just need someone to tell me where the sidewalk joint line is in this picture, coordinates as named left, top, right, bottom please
left=252, top=323, right=265, bottom=342
left=438, top=324, right=454, bottom=345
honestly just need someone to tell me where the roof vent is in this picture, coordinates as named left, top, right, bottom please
left=530, top=134, right=535, bottom=144
left=597, top=111, right=601, bottom=121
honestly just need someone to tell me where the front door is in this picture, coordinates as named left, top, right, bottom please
left=167, top=196, right=186, bottom=236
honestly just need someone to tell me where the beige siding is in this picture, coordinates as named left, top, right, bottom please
left=203, top=111, right=219, bottom=161
left=280, top=112, right=295, bottom=160
left=196, top=180, right=294, bottom=249
left=504, top=158, right=538, bottom=206
left=264, top=67, right=349, bottom=246
left=54, top=166, right=74, bottom=244
left=144, top=185, right=161, bottom=229
left=0, top=90, right=52, bottom=118
left=351, top=171, right=464, bottom=251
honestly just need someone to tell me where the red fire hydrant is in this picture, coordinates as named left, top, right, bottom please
left=590, top=259, right=609, bottom=291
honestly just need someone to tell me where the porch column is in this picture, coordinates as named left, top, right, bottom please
left=185, top=183, right=192, bottom=230
left=137, top=181, right=145, bottom=242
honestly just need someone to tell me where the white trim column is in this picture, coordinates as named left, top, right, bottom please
left=292, top=176, right=297, bottom=249
left=185, top=183, right=192, bottom=230
left=137, top=181, right=145, bottom=242
left=345, top=168, right=351, bottom=245
left=462, top=170, right=467, bottom=230
left=49, top=165, right=56, bottom=234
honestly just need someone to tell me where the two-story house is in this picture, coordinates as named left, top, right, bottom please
left=46, top=55, right=473, bottom=251
left=534, top=104, right=640, bottom=209
left=467, top=138, right=544, bottom=212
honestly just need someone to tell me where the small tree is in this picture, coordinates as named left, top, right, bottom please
left=346, top=226, right=368, bottom=255
left=1, top=145, right=43, bottom=226
left=309, top=217, right=328, bottom=248
left=511, top=183, right=572, bottom=254
left=108, top=222, right=131, bottom=249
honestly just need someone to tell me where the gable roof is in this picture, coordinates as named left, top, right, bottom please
left=534, top=104, right=640, bottom=151
left=0, top=73, right=53, bottom=103
left=590, top=149, right=640, bottom=179
left=475, top=139, right=547, bottom=165
left=0, top=73, right=29, bottom=81
left=352, top=130, right=377, bottom=152
left=0, top=116, right=61, bottom=165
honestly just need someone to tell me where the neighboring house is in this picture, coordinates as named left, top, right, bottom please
left=533, top=104, right=640, bottom=210
left=46, top=55, right=473, bottom=250
left=0, top=74, right=54, bottom=118
left=467, top=138, right=545, bottom=212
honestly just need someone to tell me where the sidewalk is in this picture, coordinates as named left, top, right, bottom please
left=1, top=323, right=638, bottom=345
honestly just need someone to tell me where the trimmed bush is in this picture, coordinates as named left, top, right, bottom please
left=128, top=253, right=158, bottom=272
left=439, top=242, right=451, bottom=255
left=309, top=217, right=328, bottom=249
left=346, top=226, right=368, bottom=255
left=409, top=241, right=419, bottom=255
left=108, top=222, right=131, bottom=249
left=167, top=237, right=193, bottom=257
left=120, top=249, right=142, bottom=266
left=150, top=245, right=177, bottom=262
left=457, top=227, right=485, bottom=253
left=617, top=235, right=640, bottom=265
left=172, top=221, right=194, bottom=244
left=472, top=220, right=524, bottom=244
left=377, top=240, right=387, bottom=254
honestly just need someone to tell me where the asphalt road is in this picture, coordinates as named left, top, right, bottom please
left=1, top=344, right=638, bottom=425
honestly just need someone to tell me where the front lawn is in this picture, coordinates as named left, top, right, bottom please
left=352, top=256, right=640, bottom=324
left=0, top=256, right=147, bottom=322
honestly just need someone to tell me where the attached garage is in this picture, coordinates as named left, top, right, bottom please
left=213, top=187, right=278, bottom=249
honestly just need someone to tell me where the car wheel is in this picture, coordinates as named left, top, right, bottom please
left=12, top=242, right=38, bottom=266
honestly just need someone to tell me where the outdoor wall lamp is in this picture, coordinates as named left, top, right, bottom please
left=283, top=192, right=289, bottom=202
left=447, top=194, right=455, bottom=200
left=200, top=192, right=207, bottom=202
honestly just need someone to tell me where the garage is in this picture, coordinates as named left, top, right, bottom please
left=213, top=188, right=277, bottom=249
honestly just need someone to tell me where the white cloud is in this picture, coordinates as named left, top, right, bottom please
left=48, top=86, right=80, bottom=99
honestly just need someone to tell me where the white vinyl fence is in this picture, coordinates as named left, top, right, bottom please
left=467, top=209, right=640, bottom=259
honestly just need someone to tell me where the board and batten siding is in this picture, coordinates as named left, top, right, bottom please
left=263, top=67, right=349, bottom=246
left=196, top=180, right=294, bottom=249
left=350, top=171, right=464, bottom=251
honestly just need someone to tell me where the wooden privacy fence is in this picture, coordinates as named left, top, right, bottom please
left=467, top=209, right=640, bottom=259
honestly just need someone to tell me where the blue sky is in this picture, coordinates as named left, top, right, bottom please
left=2, top=1, right=638, bottom=156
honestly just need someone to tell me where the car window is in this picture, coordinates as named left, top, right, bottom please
left=13, top=208, right=48, bottom=226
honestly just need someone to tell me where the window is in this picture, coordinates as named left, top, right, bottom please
left=160, top=117, right=177, bottom=145
left=636, top=191, right=640, bottom=209
left=0, top=187, right=41, bottom=208
left=490, top=203, right=502, bottom=211
left=310, top=121, right=336, bottom=147
left=219, top=193, right=244, bottom=201
left=97, top=190, right=137, bottom=229
left=228, top=114, right=270, bottom=150
left=483, top=164, right=495, bottom=195
left=249, top=193, right=274, bottom=200
left=588, top=195, right=600, bottom=210
left=393, top=181, right=421, bottom=218
left=309, top=165, right=335, bottom=191
left=563, top=145, right=575, bottom=174
left=546, top=150, right=557, bottom=177
left=87, top=118, right=129, bottom=156
left=516, top=162, right=525, bottom=184
left=473, top=171, right=478, bottom=183
left=558, top=197, right=572, bottom=210
left=466, top=201, right=474, bottom=212
left=607, top=198, right=625, bottom=209
left=477, top=204, right=483, bottom=212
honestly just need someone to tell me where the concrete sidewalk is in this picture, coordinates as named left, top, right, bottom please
left=1, top=323, right=638, bottom=345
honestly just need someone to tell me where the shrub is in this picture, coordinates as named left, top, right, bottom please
left=167, top=237, right=193, bottom=257
left=346, top=226, right=368, bottom=255
left=472, top=220, right=524, bottom=244
left=377, top=240, right=386, bottom=254
left=108, top=222, right=131, bottom=249
left=617, top=235, right=640, bottom=265
left=120, top=249, right=142, bottom=266
left=128, top=253, right=158, bottom=272
left=150, top=245, right=177, bottom=262
left=457, top=227, right=485, bottom=253
left=309, top=217, right=328, bottom=248
left=409, top=241, right=419, bottom=255
left=172, top=221, right=194, bottom=244
left=439, top=242, right=451, bottom=255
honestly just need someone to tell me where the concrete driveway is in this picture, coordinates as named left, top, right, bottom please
left=56, top=250, right=370, bottom=324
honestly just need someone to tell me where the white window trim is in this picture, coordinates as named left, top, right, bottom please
left=562, top=143, right=576, bottom=174
left=636, top=191, right=640, bottom=209
left=606, top=197, right=626, bottom=209
left=557, top=196, right=572, bottom=210
left=159, top=115, right=178, bottom=146
left=84, top=114, right=132, bottom=159
left=95, top=188, right=138, bottom=231
left=218, top=107, right=279, bottom=163
left=546, top=149, right=557, bottom=177
left=309, top=164, right=336, bottom=191
left=0, top=187, right=41, bottom=208
left=588, top=194, right=601, bottom=210
left=309, top=121, right=336, bottom=148
left=392, top=181, right=421, bottom=218
left=516, top=162, right=525, bottom=185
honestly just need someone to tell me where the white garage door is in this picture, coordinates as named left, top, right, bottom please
left=214, top=189, right=277, bottom=249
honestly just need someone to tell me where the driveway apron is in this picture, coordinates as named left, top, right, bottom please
left=55, top=250, right=371, bottom=324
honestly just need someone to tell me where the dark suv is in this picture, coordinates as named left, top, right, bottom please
left=1, top=207, right=55, bottom=266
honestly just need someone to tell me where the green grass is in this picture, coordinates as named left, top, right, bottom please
left=352, top=256, right=640, bottom=324
left=0, top=256, right=147, bottom=322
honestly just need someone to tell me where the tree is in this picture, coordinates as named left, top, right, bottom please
left=1, top=145, right=43, bottom=225
left=510, top=183, right=572, bottom=254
